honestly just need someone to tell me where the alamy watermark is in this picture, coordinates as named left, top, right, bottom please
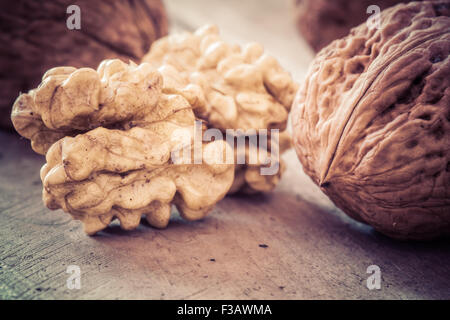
left=170, top=120, right=281, bottom=176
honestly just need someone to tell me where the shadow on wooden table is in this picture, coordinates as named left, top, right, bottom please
left=1, top=131, right=449, bottom=299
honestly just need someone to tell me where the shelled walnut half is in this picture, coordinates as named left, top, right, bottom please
left=292, top=0, right=415, bottom=52
left=11, top=25, right=298, bottom=234
left=12, top=59, right=234, bottom=235
left=143, top=25, right=298, bottom=193
left=1, top=0, right=168, bottom=130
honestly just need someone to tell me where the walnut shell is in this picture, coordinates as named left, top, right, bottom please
left=292, top=1, right=450, bottom=240
left=0, top=0, right=168, bottom=130
left=293, top=0, right=418, bottom=52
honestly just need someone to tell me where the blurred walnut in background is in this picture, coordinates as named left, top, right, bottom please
left=0, top=0, right=168, bottom=130
left=293, top=0, right=419, bottom=52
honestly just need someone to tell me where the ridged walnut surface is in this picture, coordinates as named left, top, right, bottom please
left=0, top=0, right=167, bottom=130
left=293, top=0, right=414, bottom=52
left=143, top=25, right=298, bottom=193
left=292, top=1, right=450, bottom=240
left=12, top=59, right=234, bottom=235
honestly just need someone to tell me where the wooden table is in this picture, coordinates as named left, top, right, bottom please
left=1, top=0, right=449, bottom=300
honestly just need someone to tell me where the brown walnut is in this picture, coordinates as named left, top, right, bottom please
left=292, top=1, right=450, bottom=240
left=0, top=0, right=168, bottom=130
left=293, top=0, right=420, bottom=52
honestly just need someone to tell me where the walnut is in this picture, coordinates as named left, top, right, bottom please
left=293, top=0, right=417, bottom=52
left=13, top=59, right=234, bottom=234
left=12, top=59, right=165, bottom=154
left=292, top=1, right=450, bottom=240
left=11, top=24, right=298, bottom=233
left=143, top=25, right=298, bottom=193
left=228, top=131, right=292, bottom=194
left=0, top=0, right=167, bottom=130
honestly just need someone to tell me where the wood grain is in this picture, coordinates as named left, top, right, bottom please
left=1, top=0, right=449, bottom=300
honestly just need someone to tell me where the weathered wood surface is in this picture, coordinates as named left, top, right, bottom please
left=1, top=0, right=449, bottom=300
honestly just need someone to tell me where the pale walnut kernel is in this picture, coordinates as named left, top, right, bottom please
left=143, top=25, right=297, bottom=194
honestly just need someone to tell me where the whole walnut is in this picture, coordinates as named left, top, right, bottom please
left=293, top=0, right=419, bottom=52
left=0, top=0, right=168, bottom=130
left=292, top=1, right=450, bottom=240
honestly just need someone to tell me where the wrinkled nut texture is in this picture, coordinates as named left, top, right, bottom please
left=292, top=1, right=450, bottom=240
left=12, top=60, right=164, bottom=154
left=228, top=130, right=292, bottom=194
left=143, top=25, right=298, bottom=193
left=143, top=25, right=298, bottom=130
left=13, top=59, right=234, bottom=234
left=1, top=0, right=168, bottom=130
left=293, top=0, right=411, bottom=52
